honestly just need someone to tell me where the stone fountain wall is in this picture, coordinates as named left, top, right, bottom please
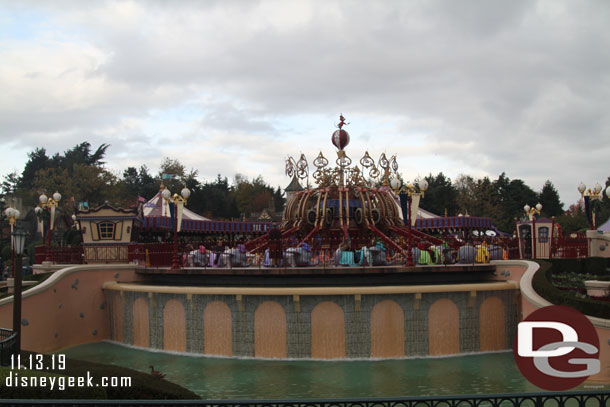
left=106, top=287, right=519, bottom=359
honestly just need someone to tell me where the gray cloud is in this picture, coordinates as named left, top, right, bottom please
left=1, top=0, right=609, bottom=205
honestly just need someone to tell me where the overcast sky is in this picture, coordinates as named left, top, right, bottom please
left=1, top=1, right=609, bottom=208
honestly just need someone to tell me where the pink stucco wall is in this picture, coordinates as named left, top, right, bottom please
left=490, top=262, right=529, bottom=285
left=0, top=266, right=139, bottom=353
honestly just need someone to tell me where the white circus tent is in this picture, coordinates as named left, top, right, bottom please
left=143, top=190, right=210, bottom=221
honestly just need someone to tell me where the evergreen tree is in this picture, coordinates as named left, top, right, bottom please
left=122, top=165, right=158, bottom=200
left=12, top=142, right=113, bottom=206
left=1, top=172, right=19, bottom=195
left=18, top=147, right=52, bottom=191
left=419, top=172, right=458, bottom=216
left=273, top=186, right=286, bottom=214
left=194, top=175, right=239, bottom=219
left=493, top=174, right=538, bottom=231
left=538, top=180, right=563, bottom=217
left=60, top=142, right=109, bottom=170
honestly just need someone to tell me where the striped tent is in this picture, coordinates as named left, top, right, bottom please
left=142, top=191, right=272, bottom=234
left=143, top=191, right=210, bottom=221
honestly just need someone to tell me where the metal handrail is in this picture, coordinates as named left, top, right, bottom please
left=0, top=327, right=14, bottom=340
left=0, top=390, right=608, bottom=405
left=0, top=327, right=17, bottom=366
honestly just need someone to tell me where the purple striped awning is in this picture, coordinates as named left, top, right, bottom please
left=414, top=216, right=492, bottom=231
left=143, top=217, right=273, bottom=234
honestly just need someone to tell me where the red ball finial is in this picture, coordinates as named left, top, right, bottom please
left=332, top=114, right=350, bottom=150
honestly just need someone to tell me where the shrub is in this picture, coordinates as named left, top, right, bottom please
left=1, top=246, right=11, bottom=262
left=532, top=259, right=610, bottom=319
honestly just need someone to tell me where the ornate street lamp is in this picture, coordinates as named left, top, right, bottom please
left=391, top=177, right=428, bottom=267
left=523, top=203, right=542, bottom=259
left=162, top=187, right=191, bottom=269
left=578, top=181, right=609, bottom=229
left=71, top=214, right=79, bottom=230
left=38, top=192, right=61, bottom=262
left=12, top=227, right=27, bottom=356
left=523, top=202, right=542, bottom=221
left=4, top=205, right=20, bottom=277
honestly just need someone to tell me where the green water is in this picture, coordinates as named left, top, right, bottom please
left=59, top=342, right=590, bottom=399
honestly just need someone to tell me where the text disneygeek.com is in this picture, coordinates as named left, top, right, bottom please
left=5, top=371, right=132, bottom=391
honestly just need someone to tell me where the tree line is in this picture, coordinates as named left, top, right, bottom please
left=419, top=172, right=610, bottom=233
left=2, top=142, right=609, bottom=234
left=1, top=142, right=285, bottom=221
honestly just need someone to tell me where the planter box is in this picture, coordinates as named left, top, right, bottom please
left=584, top=280, right=610, bottom=298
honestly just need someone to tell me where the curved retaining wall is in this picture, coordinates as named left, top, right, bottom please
left=103, top=282, right=520, bottom=359
left=494, top=259, right=610, bottom=383
left=0, top=265, right=140, bottom=353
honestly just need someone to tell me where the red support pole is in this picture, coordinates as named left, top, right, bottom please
left=172, top=203, right=179, bottom=269
left=513, top=217, right=520, bottom=259
left=45, top=209, right=52, bottom=262
left=532, top=217, right=537, bottom=260
left=10, top=244, right=14, bottom=278
left=13, top=252, right=22, bottom=356
left=549, top=217, right=555, bottom=259
left=406, top=194, right=414, bottom=267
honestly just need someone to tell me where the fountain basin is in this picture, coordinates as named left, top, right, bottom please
left=104, top=281, right=519, bottom=359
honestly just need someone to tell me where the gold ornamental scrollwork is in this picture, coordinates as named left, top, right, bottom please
left=360, top=151, right=375, bottom=169
left=390, top=154, right=398, bottom=173
left=313, top=151, right=329, bottom=169
left=286, top=154, right=309, bottom=182
left=336, top=150, right=352, bottom=168
left=286, top=117, right=405, bottom=190
left=285, top=156, right=296, bottom=178
left=378, top=153, right=390, bottom=172
left=312, top=151, right=329, bottom=184
left=346, top=167, right=365, bottom=187
left=296, top=154, right=309, bottom=179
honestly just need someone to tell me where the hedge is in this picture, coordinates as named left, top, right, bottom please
left=541, top=257, right=610, bottom=276
left=532, top=259, right=610, bottom=319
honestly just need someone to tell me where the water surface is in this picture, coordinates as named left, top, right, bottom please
left=59, top=342, right=593, bottom=399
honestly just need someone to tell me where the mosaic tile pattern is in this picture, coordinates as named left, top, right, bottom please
left=104, top=288, right=518, bottom=358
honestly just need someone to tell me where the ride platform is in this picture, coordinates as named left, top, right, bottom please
left=135, top=263, right=497, bottom=287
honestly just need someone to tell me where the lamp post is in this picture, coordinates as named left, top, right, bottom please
left=12, top=228, right=27, bottom=356
left=71, top=214, right=79, bottom=230
left=38, top=192, right=61, bottom=262
left=4, top=205, right=20, bottom=277
left=391, top=177, right=428, bottom=267
left=162, top=187, right=191, bottom=269
left=577, top=182, right=610, bottom=230
left=524, top=203, right=542, bottom=259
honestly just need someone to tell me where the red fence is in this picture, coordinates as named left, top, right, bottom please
left=83, top=244, right=130, bottom=263
left=551, top=236, right=589, bottom=258
left=32, top=234, right=592, bottom=267
left=34, top=245, right=84, bottom=264
left=128, top=243, right=174, bottom=267
left=511, top=236, right=589, bottom=259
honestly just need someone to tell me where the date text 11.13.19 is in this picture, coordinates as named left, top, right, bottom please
left=11, top=354, right=66, bottom=370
